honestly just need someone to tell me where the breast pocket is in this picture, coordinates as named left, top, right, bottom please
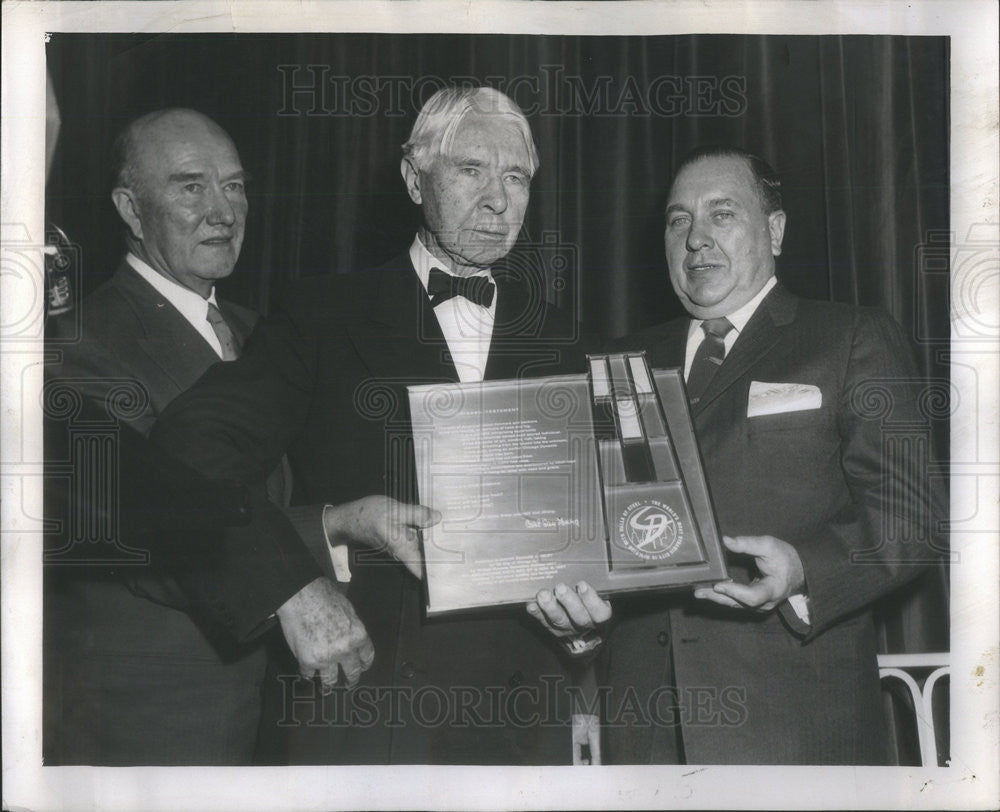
left=741, top=405, right=843, bottom=532
left=746, top=407, right=829, bottom=435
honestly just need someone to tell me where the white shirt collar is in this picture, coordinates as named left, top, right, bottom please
left=409, top=235, right=494, bottom=292
left=125, top=253, right=225, bottom=358
left=683, top=275, right=778, bottom=379
left=126, top=252, right=219, bottom=314
left=686, top=274, right=778, bottom=340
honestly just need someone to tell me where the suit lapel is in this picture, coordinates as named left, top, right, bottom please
left=110, top=266, right=221, bottom=396
left=347, top=255, right=458, bottom=385
left=691, top=283, right=799, bottom=416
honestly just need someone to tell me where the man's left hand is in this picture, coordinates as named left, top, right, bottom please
left=694, top=535, right=805, bottom=612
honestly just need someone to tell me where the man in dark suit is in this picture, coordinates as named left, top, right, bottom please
left=44, top=108, right=382, bottom=764
left=531, top=145, right=943, bottom=765
left=150, top=87, right=592, bottom=764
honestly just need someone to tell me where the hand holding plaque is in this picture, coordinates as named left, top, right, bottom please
left=527, top=581, right=611, bottom=638
left=408, top=352, right=728, bottom=614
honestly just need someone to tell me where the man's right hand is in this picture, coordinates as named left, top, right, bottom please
left=323, top=496, right=440, bottom=578
left=275, top=577, right=374, bottom=690
left=527, top=581, right=612, bottom=639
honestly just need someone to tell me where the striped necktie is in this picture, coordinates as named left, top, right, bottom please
left=685, top=317, right=734, bottom=403
left=206, top=302, right=240, bottom=361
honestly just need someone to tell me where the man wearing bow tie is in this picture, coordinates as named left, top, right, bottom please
left=532, top=145, right=944, bottom=765
left=151, top=86, right=591, bottom=764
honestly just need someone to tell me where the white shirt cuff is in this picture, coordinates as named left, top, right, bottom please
left=787, top=593, right=811, bottom=625
left=321, top=504, right=353, bottom=583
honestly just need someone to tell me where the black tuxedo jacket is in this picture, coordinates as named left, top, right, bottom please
left=604, top=283, right=945, bottom=765
left=152, top=253, right=596, bottom=764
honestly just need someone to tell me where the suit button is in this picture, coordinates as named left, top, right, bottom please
left=656, top=632, right=669, bottom=646
left=400, top=661, right=417, bottom=679
left=508, top=670, right=525, bottom=688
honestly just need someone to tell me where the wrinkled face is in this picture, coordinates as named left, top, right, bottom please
left=664, top=155, right=785, bottom=319
left=404, top=113, right=532, bottom=275
left=118, top=113, right=247, bottom=297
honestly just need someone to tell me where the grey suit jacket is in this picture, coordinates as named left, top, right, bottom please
left=49, top=264, right=256, bottom=427
left=604, top=283, right=945, bottom=765
left=46, top=264, right=318, bottom=637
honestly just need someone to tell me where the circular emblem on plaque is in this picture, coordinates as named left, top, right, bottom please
left=617, top=500, right=684, bottom=560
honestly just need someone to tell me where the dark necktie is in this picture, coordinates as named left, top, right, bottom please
left=685, top=317, right=734, bottom=403
left=427, top=267, right=496, bottom=308
left=206, top=302, right=240, bottom=361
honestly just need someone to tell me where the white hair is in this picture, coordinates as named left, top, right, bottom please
left=402, top=86, right=539, bottom=176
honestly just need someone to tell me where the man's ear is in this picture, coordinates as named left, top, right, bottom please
left=768, top=210, right=786, bottom=257
left=111, top=187, right=144, bottom=242
left=400, top=158, right=422, bottom=205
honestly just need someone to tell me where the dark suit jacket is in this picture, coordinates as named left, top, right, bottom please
left=44, top=264, right=272, bottom=765
left=604, top=283, right=944, bottom=765
left=49, top=264, right=256, bottom=431
left=152, top=253, right=595, bottom=764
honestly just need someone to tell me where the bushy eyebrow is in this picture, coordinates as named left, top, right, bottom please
left=448, top=154, right=530, bottom=178
left=168, top=171, right=207, bottom=184
left=666, top=197, right=740, bottom=215
left=168, top=170, right=249, bottom=184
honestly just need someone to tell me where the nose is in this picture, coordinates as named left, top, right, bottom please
left=205, top=184, right=237, bottom=227
left=480, top=173, right=509, bottom=214
left=685, top=217, right=714, bottom=253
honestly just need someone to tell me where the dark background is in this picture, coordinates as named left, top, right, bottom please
left=45, top=32, right=951, bottom=761
left=46, top=34, right=949, bottom=349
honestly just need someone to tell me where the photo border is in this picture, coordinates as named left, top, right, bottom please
left=2, top=2, right=997, bottom=810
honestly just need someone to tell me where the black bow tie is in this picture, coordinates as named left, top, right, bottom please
left=427, top=267, right=496, bottom=308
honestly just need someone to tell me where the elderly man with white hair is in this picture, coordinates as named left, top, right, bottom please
left=151, top=86, right=595, bottom=764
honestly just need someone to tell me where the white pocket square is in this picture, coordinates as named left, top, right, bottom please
left=747, top=381, right=822, bottom=417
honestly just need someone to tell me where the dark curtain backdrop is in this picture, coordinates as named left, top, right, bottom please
left=46, top=32, right=950, bottom=759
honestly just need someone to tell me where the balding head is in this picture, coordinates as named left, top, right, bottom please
left=110, top=109, right=247, bottom=298
left=111, top=108, right=237, bottom=193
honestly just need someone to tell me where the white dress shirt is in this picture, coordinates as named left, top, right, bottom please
left=681, top=275, right=810, bottom=624
left=126, top=253, right=225, bottom=359
left=409, top=235, right=497, bottom=383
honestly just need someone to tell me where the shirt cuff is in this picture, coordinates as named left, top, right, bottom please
left=321, top=504, right=353, bottom=583
left=787, top=593, right=811, bottom=625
